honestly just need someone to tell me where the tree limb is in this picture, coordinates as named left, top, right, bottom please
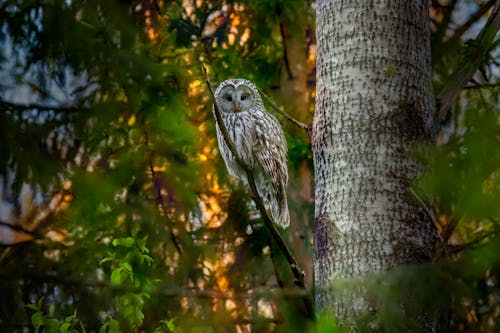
left=258, top=89, right=311, bottom=135
left=445, top=230, right=497, bottom=255
left=446, top=0, right=496, bottom=45
left=201, top=65, right=307, bottom=289
left=279, top=21, right=294, bottom=80
left=144, top=131, right=183, bottom=255
left=0, top=220, right=39, bottom=237
left=436, top=1, right=500, bottom=121
left=0, top=99, right=81, bottom=113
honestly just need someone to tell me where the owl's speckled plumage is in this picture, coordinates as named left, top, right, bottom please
left=213, top=78, right=289, bottom=228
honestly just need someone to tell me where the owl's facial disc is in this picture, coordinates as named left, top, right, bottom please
left=218, top=83, right=255, bottom=113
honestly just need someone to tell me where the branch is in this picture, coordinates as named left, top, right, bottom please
left=409, top=188, right=438, bottom=228
left=0, top=99, right=81, bottom=113
left=201, top=65, right=307, bottom=289
left=432, top=0, right=458, bottom=44
left=0, top=270, right=310, bottom=299
left=464, top=82, right=500, bottom=90
left=436, top=1, right=500, bottom=121
left=446, top=0, right=496, bottom=44
left=258, top=89, right=311, bottom=134
left=144, top=131, right=183, bottom=255
left=433, top=215, right=460, bottom=261
left=279, top=21, right=294, bottom=80
left=445, top=230, right=497, bottom=255
left=198, top=38, right=310, bottom=134
left=0, top=220, right=39, bottom=237
left=148, top=159, right=183, bottom=255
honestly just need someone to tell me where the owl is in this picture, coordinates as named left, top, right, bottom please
left=213, top=78, right=289, bottom=228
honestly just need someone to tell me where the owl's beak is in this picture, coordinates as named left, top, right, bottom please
left=234, top=102, right=241, bottom=112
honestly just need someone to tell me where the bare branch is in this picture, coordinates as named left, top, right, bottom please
left=0, top=99, right=81, bottom=113
left=436, top=1, right=500, bottom=121
left=279, top=21, right=294, bottom=80
left=258, top=89, right=311, bottom=134
left=433, top=216, right=460, bottom=261
left=0, top=220, right=39, bottom=237
left=447, top=0, right=496, bottom=44
left=144, top=131, right=183, bottom=255
left=464, top=82, right=500, bottom=90
left=409, top=188, right=438, bottom=228
left=446, top=230, right=497, bottom=255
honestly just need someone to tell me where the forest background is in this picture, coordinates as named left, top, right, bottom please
left=0, top=0, right=499, bottom=332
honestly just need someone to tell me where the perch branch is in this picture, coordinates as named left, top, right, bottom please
left=201, top=65, right=307, bottom=289
left=436, top=1, right=500, bottom=121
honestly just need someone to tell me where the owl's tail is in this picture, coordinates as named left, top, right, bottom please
left=270, top=188, right=290, bottom=228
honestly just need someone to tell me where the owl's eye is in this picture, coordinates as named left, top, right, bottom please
left=241, top=95, right=247, bottom=101
left=225, top=95, right=232, bottom=102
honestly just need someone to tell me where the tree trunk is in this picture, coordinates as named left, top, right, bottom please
left=312, top=0, right=438, bottom=319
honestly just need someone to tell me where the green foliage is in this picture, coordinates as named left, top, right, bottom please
left=26, top=298, right=85, bottom=333
left=0, top=0, right=498, bottom=332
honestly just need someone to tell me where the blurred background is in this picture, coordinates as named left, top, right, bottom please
left=0, top=0, right=498, bottom=332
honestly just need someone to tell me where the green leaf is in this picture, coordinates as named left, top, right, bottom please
left=60, top=322, right=71, bottom=332
left=120, top=262, right=133, bottom=273
left=108, top=319, right=120, bottom=333
left=26, top=304, right=41, bottom=311
left=45, top=318, right=60, bottom=333
left=142, top=254, right=153, bottom=265
left=49, top=304, right=55, bottom=317
left=100, top=255, right=115, bottom=265
left=31, top=312, right=44, bottom=331
left=111, top=268, right=122, bottom=285
left=112, top=237, right=135, bottom=248
left=166, top=318, right=176, bottom=331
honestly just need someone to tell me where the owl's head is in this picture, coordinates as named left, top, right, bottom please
left=214, top=78, right=261, bottom=113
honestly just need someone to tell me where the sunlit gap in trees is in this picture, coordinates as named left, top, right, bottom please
left=141, top=2, right=279, bottom=327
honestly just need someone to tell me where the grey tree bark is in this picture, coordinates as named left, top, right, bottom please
left=312, top=0, right=439, bottom=320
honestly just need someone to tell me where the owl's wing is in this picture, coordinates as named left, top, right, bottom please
left=253, top=116, right=288, bottom=190
left=252, top=112, right=289, bottom=227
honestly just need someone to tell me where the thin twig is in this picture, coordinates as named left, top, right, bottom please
left=446, top=0, right=496, bottom=45
left=259, top=89, right=311, bottom=133
left=144, top=131, right=183, bottom=255
left=436, top=1, right=500, bottom=121
left=464, top=82, right=500, bottom=90
left=198, top=36, right=310, bottom=134
left=201, top=64, right=307, bottom=289
left=0, top=220, right=40, bottom=237
left=433, top=216, right=460, bottom=261
left=409, top=188, right=438, bottom=227
left=446, top=230, right=497, bottom=255
left=269, top=241, right=285, bottom=288
left=279, top=21, right=294, bottom=80
left=148, top=159, right=183, bottom=255
left=0, top=99, right=81, bottom=113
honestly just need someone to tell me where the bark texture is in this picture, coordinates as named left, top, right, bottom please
left=313, top=0, right=438, bottom=314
